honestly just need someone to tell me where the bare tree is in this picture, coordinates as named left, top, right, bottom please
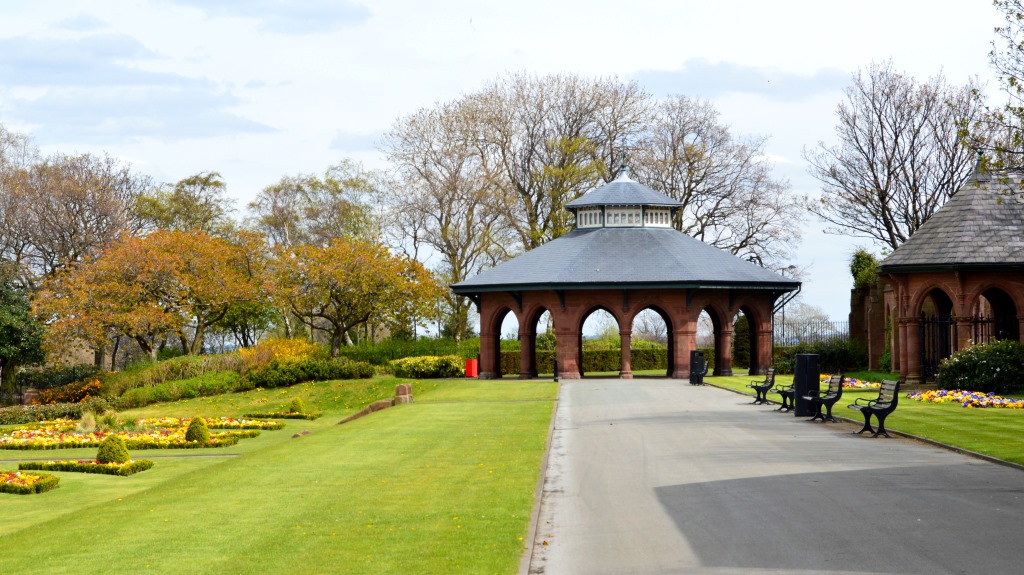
left=1, top=151, right=151, bottom=290
left=804, top=61, right=989, bottom=250
left=470, top=73, right=650, bottom=250
left=382, top=100, right=507, bottom=342
left=632, top=95, right=801, bottom=267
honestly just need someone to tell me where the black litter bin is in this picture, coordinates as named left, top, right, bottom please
left=689, top=350, right=707, bottom=385
left=793, top=353, right=821, bottom=417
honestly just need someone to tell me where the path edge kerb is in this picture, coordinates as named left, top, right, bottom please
left=709, top=382, right=1024, bottom=473
left=519, top=381, right=561, bottom=575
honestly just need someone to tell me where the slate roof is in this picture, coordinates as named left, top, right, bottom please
left=451, top=226, right=799, bottom=293
left=879, top=169, right=1024, bottom=273
left=565, top=170, right=684, bottom=210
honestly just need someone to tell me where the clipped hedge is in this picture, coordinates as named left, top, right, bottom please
left=19, top=459, right=154, bottom=476
left=497, top=347, right=698, bottom=375
left=241, top=358, right=375, bottom=390
left=243, top=411, right=321, bottom=420
left=938, top=339, right=1024, bottom=394
left=117, top=371, right=240, bottom=409
left=0, top=471, right=60, bottom=495
left=773, top=339, right=867, bottom=374
left=389, top=355, right=464, bottom=378
left=0, top=403, right=86, bottom=425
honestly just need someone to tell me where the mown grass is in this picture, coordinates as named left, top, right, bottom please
left=0, top=377, right=558, bottom=574
left=708, top=374, right=1024, bottom=466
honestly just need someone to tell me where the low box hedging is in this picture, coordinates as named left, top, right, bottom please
left=117, top=371, right=240, bottom=409
left=498, top=347, right=696, bottom=375
left=0, top=470, right=59, bottom=494
left=388, top=355, right=464, bottom=378
left=19, top=459, right=154, bottom=476
left=243, top=412, right=321, bottom=420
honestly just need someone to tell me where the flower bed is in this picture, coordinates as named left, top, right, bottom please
left=820, top=375, right=881, bottom=389
left=136, top=417, right=284, bottom=430
left=0, top=422, right=251, bottom=450
left=907, top=389, right=1024, bottom=409
left=0, top=470, right=59, bottom=494
left=19, top=459, right=154, bottom=476
left=243, top=411, right=321, bottom=420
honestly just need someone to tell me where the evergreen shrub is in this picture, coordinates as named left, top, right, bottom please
left=185, top=418, right=211, bottom=445
left=938, top=340, right=1024, bottom=394
left=96, top=435, right=130, bottom=464
left=389, top=355, right=464, bottom=378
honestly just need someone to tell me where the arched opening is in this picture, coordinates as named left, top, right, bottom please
left=701, top=306, right=730, bottom=375
left=522, top=308, right=556, bottom=378
left=973, top=288, right=1020, bottom=343
left=631, top=307, right=672, bottom=377
left=579, top=307, right=621, bottom=377
left=732, top=307, right=761, bottom=375
left=919, top=288, right=955, bottom=380
left=495, top=309, right=519, bottom=378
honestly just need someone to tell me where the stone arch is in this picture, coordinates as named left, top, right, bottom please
left=971, top=286, right=1020, bottom=343
left=577, top=305, right=623, bottom=378
left=915, top=286, right=955, bottom=318
left=697, top=304, right=733, bottom=376
left=628, top=304, right=674, bottom=377
left=480, top=305, right=517, bottom=379
left=518, top=305, right=556, bottom=378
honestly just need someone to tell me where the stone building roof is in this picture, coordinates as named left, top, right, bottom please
left=452, top=169, right=799, bottom=294
left=879, top=169, right=1024, bottom=273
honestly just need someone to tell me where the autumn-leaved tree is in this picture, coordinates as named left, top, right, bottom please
left=272, top=238, right=441, bottom=356
left=36, top=230, right=266, bottom=360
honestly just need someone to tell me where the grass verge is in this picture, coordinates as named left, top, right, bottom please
left=0, top=378, right=558, bottom=574
left=708, top=374, right=1024, bottom=467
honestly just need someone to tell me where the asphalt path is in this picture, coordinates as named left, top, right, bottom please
left=526, top=379, right=1024, bottom=575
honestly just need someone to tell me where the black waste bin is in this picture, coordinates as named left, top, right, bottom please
left=689, top=350, right=707, bottom=385
left=793, top=353, right=820, bottom=417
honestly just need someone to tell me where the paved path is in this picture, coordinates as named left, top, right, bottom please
left=527, top=379, right=1024, bottom=575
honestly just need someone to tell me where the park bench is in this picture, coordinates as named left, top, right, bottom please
left=746, top=368, right=775, bottom=404
left=848, top=379, right=901, bottom=438
left=773, top=380, right=795, bottom=412
left=802, top=373, right=844, bottom=422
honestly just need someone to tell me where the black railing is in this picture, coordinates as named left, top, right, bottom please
left=774, top=320, right=849, bottom=346
left=920, top=314, right=955, bottom=380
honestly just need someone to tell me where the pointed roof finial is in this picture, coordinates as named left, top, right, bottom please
left=972, top=149, right=990, bottom=182
left=618, top=152, right=629, bottom=179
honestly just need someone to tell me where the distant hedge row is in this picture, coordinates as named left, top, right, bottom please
left=497, top=348, right=715, bottom=375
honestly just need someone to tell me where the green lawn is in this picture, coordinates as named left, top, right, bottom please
left=0, top=377, right=558, bottom=574
left=708, top=374, right=1024, bottom=466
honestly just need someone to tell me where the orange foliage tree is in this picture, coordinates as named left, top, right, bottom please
left=273, top=238, right=442, bottom=356
left=36, top=229, right=269, bottom=360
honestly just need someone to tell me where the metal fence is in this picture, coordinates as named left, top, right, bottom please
left=774, top=319, right=849, bottom=346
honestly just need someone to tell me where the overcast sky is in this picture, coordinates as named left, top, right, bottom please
left=0, top=0, right=1008, bottom=322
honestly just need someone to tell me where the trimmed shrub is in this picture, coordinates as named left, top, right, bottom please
left=0, top=470, right=60, bottom=494
left=773, top=338, right=867, bottom=374
left=244, top=411, right=321, bottom=420
left=241, top=358, right=375, bottom=390
left=389, top=355, right=464, bottom=378
left=96, top=435, right=130, bottom=464
left=938, top=339, right=1024, bottom=394
left=0, top=403, right=86, bottom=425
left=288, top=397, right=305, bottom=414
left=185, top=418, right=211, bottom=445
left=20, top=459, right=154, bottom=476
left=116, top=371, right=240, bottom=409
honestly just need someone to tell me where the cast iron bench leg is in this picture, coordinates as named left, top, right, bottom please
left=823, top=403, right=837, bottom=422
left=808, top=402, right=825, bottom=422
left=854, top=410, right=875, bottom=435
left=872, top=412, right=892, bottom=438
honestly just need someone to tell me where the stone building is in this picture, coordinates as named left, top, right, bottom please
left=451, top=167, right=800, bottom=380
left=876, top=167, right=1024, bottom=385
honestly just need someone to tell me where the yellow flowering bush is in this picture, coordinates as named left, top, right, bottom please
left=239, top=338, right=327, bottom=371
left=0, top=470, right=60, bottom=494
